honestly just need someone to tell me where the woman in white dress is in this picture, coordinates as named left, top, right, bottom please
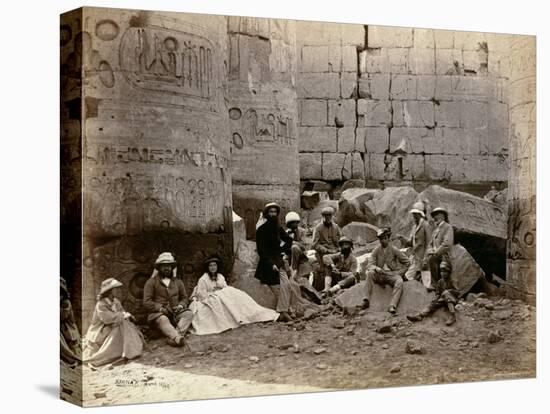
left=189, top=257, right=279, bottom=335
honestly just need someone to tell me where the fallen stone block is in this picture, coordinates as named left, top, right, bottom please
left=301, top=191, right=329, bottom=210
left=304, top=199, right=339, bottom=227
left=232, top=211, right=246, bottom=253
left=419, top=185, right=507, bottom=239
left=342, top=222, right=380, bottom=246
left=335, top=188, right=380, bottom=228
left=449, top=244, right=486, bottom=296
left=335, top=279, right=434, bottom=314
left=363, top=186, right=420, bottom=237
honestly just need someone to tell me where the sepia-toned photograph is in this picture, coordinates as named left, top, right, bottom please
left=59, top=5, right=536, bottom=407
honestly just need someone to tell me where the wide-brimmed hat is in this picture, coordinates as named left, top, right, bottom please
left=376, top=227, right=391, bottom=238
left=285, top=211, right=301, bottom=224
left=263, top=202, right=281, bottom=216
left=430, top=207, right=449, bottom=219
left=338, top=236, right=353, bottom=247
left=204, top=256, right=221, bottom=266
left=321, top=206, right=335, bottom=216
left=410, top=201, right=426, bottom=218
left=98, top=277, right=123, bottom=297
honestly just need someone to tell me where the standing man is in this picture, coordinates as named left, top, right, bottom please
left=363, top=228, right=410, bottom=314
left=254, top=202, right=295, bottom=322
left=322, top=236, right=359, bottom=296
left=143, top=252, right=193, bottom=347
left=312, top=206, right=342, bottom=289
left=397, top=202, right=432, bottom=281
left=426, top=207, right=454, bottom=291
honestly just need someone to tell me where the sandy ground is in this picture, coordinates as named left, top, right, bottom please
left=61, top=294, right=535, bottom=407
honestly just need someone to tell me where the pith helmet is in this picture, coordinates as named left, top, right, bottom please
left=285, top=211, right=301, bottom=224
left=430, top=207, right=449, bottom=220
left=410, top=201, right=426, bottom=218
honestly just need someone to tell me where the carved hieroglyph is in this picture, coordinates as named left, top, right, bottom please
left=227, top=16, right=300, bottom=238
left=61, top=8, right=233, bottom=330
left=506, top=36, right=536, bottom=303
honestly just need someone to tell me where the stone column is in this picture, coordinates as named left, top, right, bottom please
left=226, top=17, right=300, bottom=239
left=61, top=8, right=233, bottom=330
left=506, top=36, right=536, bottom=304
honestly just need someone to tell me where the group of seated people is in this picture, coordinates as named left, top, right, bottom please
left=60, top=200, right=459, bottom=368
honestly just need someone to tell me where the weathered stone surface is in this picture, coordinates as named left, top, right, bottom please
left=297, top=73, right=341, bottom=99
left=358, top=100, right=392, bottom=127
left=233, top=211, right=246, bottom=253
left=230, top=240, right=276, bottom=309
left=328, top=100, right=356, bottom=127
left=435, top=101, right=461, bottom=127
left=304, top=199, right=339, bottom=227
left=363, top=186, right=420, bottom=236
left=337, top=128, right=356, bottom=153
left=358, top=73, right=390, bottom=100
left=392, top=101, right=435, bottom=128
left=335, top=188, right=380, bottom=227
left=417, top=75, right=436, bottom=100
left=419, top=185, right=507, bottom=239
left=390, top=75, right=417, bottom=100
left=299, top=127, right=338, bottom=152
left=227, top=17, right=300, bottom=243
left=61, top=9, right=236, bottom=329
left=322, top=153, right=346, bottom=180
left=408, top=48, right=436, bottom=75
left=357, top=127, right=390, bottom=154
left=299, top=153, right=323, bottom=179
left=360, top=48, right=389, bottom=74
left=449, top=244, right=486, bottom=296
left=340, top=72, right=358, bottom=99
left=506, top=35, right=536, bottom=304
left=368, top=26, right=413, bottom=48
left=300, top=99, right=327, bottom=126
left=301, top=191, right=329, bottom=210
left=335, top=280, right=434, bottom=313
left=342, top=222, right=380, bottom=246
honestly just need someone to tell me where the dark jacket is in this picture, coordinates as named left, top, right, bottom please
left=143, top=276, right=189, bottom=322
left=254, top=219, right=292, bottom=286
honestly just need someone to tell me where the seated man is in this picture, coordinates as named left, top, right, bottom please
left=143, top=252, right=193, bottom=347
left=312, top=206, right=342, bottom=290
left=406, top=260, right=458, bottom=326
left=363, top=228, right=410, bottom=314
left=322, top=236, right=359, bottom=297
left=283, top=211, right=321, bottom=304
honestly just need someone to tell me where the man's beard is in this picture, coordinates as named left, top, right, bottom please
left=267, top=215, right=278, bottom=223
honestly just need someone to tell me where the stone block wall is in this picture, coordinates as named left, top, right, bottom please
left=297, top=23, right=512, bottom=193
